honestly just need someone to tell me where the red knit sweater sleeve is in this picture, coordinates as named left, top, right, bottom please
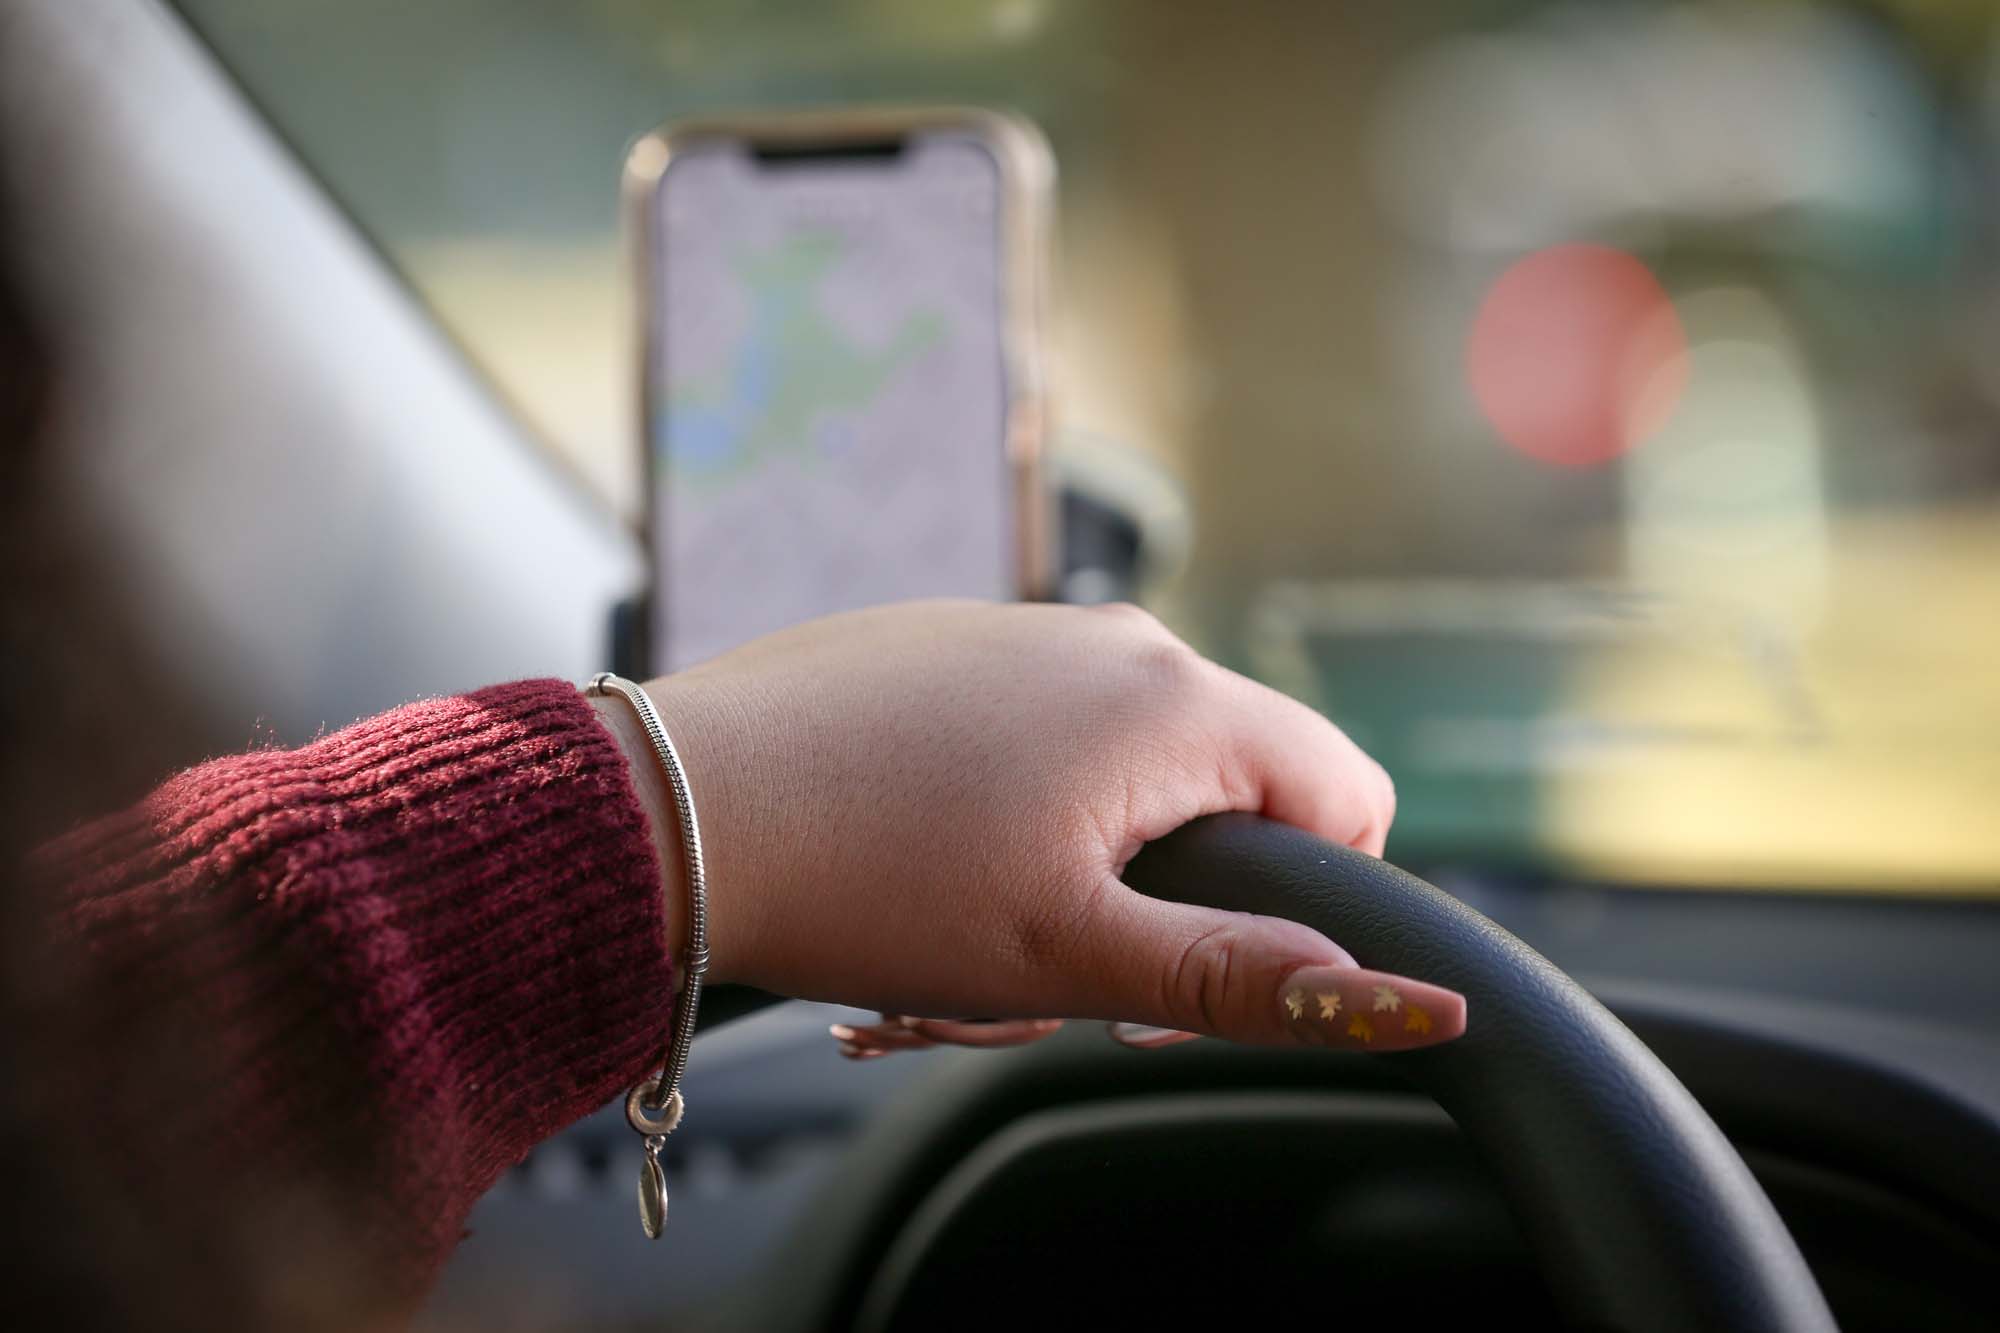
left=23, top=679, right=675, bottom=1330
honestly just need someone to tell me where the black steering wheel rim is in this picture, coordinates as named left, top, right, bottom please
left=1113, top=813, right=1835, bottom=1332
left=733, top=814, right=1838, bottom=1331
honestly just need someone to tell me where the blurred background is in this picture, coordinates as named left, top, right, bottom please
left=155, top=0, right=2000, bottom=890
left=7, top=3, right=1999, bottom=1330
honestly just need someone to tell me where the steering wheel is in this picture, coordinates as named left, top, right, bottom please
left=731, top=814, right=1839, bottom=1332
left=1115, top=814, right=1837, bottom=1332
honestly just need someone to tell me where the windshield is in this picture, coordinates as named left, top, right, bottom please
left=171, top=0, right=2000, bottom=892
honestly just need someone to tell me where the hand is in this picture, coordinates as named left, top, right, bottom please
left=596, top=600, right=1464, bottom=1050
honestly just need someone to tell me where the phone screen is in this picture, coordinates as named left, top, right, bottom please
left=648, top=131, right=1014, bottom=672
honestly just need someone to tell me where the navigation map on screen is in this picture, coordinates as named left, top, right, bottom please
left=651, top=134, right=1012, bottom=671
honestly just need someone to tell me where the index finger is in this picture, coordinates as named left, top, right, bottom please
left=1205, top=663, right=1397, bottom=857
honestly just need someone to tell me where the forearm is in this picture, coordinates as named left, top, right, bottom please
left=24, top=679, right=677, bottom=1328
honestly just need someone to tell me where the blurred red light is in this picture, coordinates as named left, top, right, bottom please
left=1466, top=244, right=1686, bottom=467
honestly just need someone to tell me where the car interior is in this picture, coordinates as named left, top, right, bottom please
left=4, top=2, right=1997, bottom=1331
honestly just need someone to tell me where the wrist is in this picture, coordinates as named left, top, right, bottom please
left=590, top=692, right=690, bottom=969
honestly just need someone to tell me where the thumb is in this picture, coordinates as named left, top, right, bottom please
left=1061, top=881, right=1468, bottom=1050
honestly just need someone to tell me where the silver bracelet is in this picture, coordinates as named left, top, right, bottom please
left=585, top=671, right=708, bottom=1241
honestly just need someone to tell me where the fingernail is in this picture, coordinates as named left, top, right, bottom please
left=837, top=1042, right=862, bottom=1057
left=829, top=1024, right=857, bottom=1041
left=1278, top=966, right=1466, bottom=1050
left=1107, top=1022, right=1201, bottom=1050
left=896, top=1016, right=923, bottom=1030
left=1033, top=1019, right=1063, bottom=1031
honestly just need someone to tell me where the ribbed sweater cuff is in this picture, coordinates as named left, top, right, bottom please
left=34, top=678, right=675, bottom=1301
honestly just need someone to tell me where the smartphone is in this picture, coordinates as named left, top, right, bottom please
left=626, top=108, right=1054, bottom=673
